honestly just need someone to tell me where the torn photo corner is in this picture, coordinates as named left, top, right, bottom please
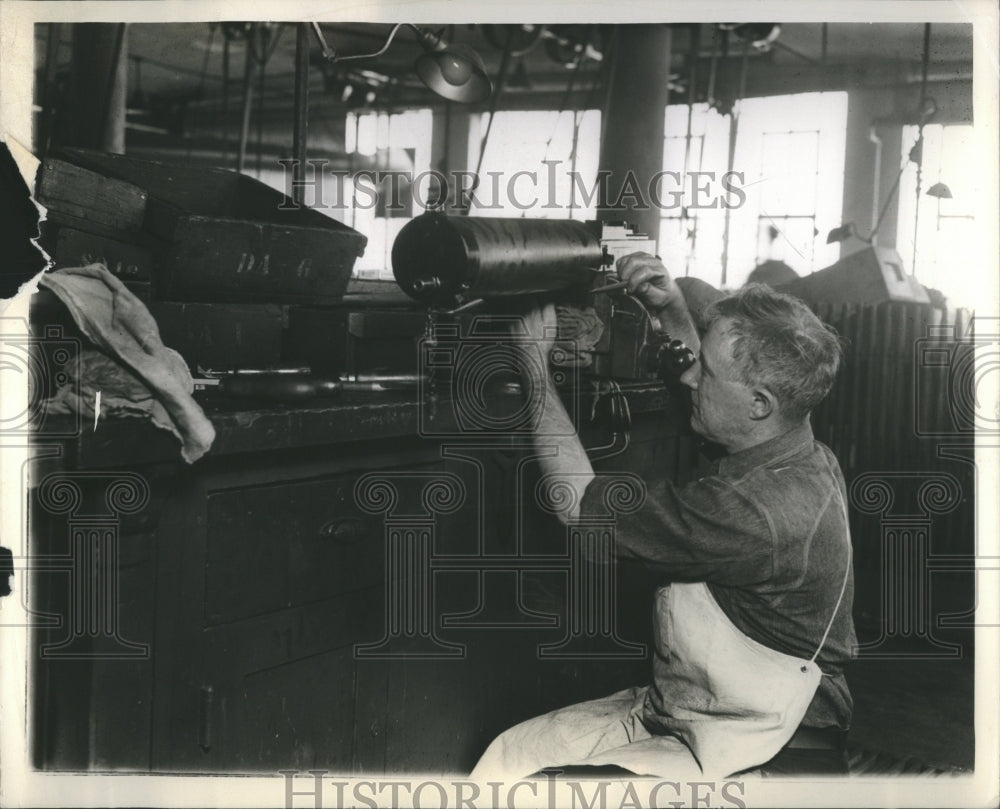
left=0, top=135, right=51, bottom=304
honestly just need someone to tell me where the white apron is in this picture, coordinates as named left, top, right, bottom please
left=471, top=546, right=851, bottom=781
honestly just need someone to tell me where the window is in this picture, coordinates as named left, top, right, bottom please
left=659, top=103, right=732, bottom=282
left=252, top=109, right=432, bottom=278
left=660, top=92, right=848, bottom=290
left=896, top=123, right=977, bottom=308
left=345, top=109, right=434, bottom=277
left=467, top=109, right=602, bottom=220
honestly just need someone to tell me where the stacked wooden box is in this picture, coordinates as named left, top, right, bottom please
left=34, top=149, right=368, bottom=372
left=36, top=158, right=156, bottom=301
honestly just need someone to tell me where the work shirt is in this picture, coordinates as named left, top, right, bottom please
left=579, top=420, right=857, bottom=730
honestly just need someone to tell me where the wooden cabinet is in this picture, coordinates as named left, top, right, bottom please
left=30, top=393, right=695, bottom=774
left=202, top=474, right=384, bottom=627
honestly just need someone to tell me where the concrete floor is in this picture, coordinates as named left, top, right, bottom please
left=845, top=644, right=975, bottom=772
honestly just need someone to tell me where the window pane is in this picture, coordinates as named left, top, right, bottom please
left=343, top=109, right=433, bottom=277
left=730, top=91, right=847, bottom=287
left=468, top=109, right=602, bottom=219
left=759, top=131, right=819, bottom=213
left=897, top=123, right=977, bottom=306
left=661, top=92, right=847, bottom=290
left=659, top=103, right=732, bottom=285
left=757, top=216, right=818, bottom=268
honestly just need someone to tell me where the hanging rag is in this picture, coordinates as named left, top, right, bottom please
left=39, top=264, right=215, bottom=463
left=552, top=304, right=604, bottom=368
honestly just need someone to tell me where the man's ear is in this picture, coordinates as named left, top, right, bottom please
left=749, top=387, right=775, bottom=421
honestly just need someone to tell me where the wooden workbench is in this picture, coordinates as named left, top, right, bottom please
left=29, top=384, right=704, bottom=775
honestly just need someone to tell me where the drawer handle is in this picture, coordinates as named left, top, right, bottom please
left=318, top=518, right=366, bottom=543
left=198, top=685, right=213, bottom=753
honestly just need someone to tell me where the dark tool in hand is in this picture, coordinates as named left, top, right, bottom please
left=650, top=337, right=697, bottom=379
left=590, top=279, right=630, bottom=295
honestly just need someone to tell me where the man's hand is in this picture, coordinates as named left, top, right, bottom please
left=616, top=251, right=700, bottom=355
left=616, top=252, right=685, bottom=311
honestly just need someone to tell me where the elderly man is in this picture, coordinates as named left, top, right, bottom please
left=471, top=254, right=856, bottom=780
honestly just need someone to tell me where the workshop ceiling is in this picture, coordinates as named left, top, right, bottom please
left=33, top=21, right=974, bottom=160
left=37, top=21, right=974, bottom=100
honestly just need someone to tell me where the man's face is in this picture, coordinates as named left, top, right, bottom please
left=679, top=317, right=757, bottom=450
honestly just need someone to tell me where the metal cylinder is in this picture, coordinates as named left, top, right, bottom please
left=391, top=213, right=604, bottom=305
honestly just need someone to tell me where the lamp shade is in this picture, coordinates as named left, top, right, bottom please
left=415, top=44, right=492, bottom=103
left=926, top=182, right=953, bottom=199
left=826, top=222, right=857, bottom=244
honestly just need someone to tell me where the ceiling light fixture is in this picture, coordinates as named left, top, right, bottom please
left=311, top=22, right=492, bottom=104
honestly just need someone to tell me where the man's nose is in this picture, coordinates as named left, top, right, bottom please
left=679, top=363, right=699, bottom=390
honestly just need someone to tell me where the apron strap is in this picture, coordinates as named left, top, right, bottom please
left=808, top=460, right=853, bottom=666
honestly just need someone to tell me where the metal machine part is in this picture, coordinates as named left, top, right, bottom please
left=193, top=370, right=426, bottom=400
left=392, top=213, right=693, bottom=391
left=391, top=213, right=656, bottom=307
left=651, top=335, right=697, bottom=379
left=590, top=291, right=696, bottom=382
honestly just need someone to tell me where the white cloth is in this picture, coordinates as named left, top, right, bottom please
left=471, top=582, right=824, bottom=781
left=39, top=264, right=215, bottom=462
left=470, top=686, right=703, bottom=780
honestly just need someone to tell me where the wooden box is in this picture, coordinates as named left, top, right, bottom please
left=35, top=158, right=148, bottom=235
left=148, top=302, right=284, bottom=371
left=40, top=219, right=154, bottom=282
left=48, top=148, right=367, bottom=305
left=37, top=216, right=156, bottom=301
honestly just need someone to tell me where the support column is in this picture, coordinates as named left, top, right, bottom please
left=64, top=23, right=128, bottom=153
left=431, top=105, right=472, bottom=211
left=597, top=25, right=672, bottom=244
left=872, top=123, right=904, bottom=251
left=840, top=88, right=904, bottom=255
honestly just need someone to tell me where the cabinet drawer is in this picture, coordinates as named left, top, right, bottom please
left=205, top=474, right=384, bottom=626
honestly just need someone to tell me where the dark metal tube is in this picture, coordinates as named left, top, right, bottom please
left=391, top=213, right=604, bottom=305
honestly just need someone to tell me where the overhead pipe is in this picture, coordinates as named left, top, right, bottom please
left=292, top=22, right=310, bottom=205
left=236, top=28, right=255, bottom=173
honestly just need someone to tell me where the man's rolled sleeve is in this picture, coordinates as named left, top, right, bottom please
left=578, top=474, right=774, bottom=586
